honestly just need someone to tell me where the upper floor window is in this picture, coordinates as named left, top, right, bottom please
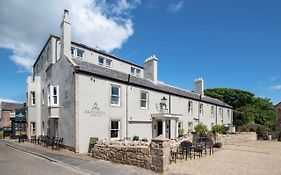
left=105, top=59, right=112, bottom=68
left=111, top=85, right=120, bottom=106
left=31, top=91, right=35, bottom=106
left=76, top=49, right=84, bottom=58
left=188, top=101, right=193, bottom=114
left=199, top=103, right=203, bottom=115
left=211, top=106, right=214, bottom=117
left=140, top=91, right=148, bottom=109
left=98, top=56, right=105, bottom=65
left=48, top=85, right=59, bottom=106
left=71, top=47, right=84, bottom=59
left=131, top=67, right=141, bottom=77
left=98, top=56, right=112, bottom=68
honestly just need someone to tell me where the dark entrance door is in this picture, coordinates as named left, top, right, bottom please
left=157, top=120, right=163, bottom=136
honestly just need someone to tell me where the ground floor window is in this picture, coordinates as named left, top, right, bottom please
left=110, top=120, right=120, bottom=139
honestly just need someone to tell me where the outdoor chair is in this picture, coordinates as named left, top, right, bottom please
left=180, top=141, right=193, bottom=160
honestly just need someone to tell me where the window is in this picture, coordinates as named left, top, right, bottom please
left=48, top=85, right=59, bottom=106
left=110, top=120, right=120, bottom=139
left=42, top=89, right=45, bottom=105
left=111, top=85, right=120, bottom=106
left=71, top=47, right=75, bottom=57
left=53, top=86, right=58, bottom=105
left=105, top=59, right=112, bottom=68
left=31, top=122, right=36, bottom=135
left=98, top=56, right=105, bottom=65
left=131, top=67, right=135, bottom=74
left=131, top=67, right=141, bottom=77
left=211, top=106, right=214, bottom=117
left=140, top=91, right=148, bottom=109
left=76, top=49, right=84, bottom=58
left=31, top=91, right=35, bottom=106
left=188, top=101, right=193, bottom=114
left=199, top=103, right=203, bottom=115
left=136, top=69, right=140, bottom=77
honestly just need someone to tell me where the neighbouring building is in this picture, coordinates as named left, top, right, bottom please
left=276, top=102, right=281, bottom=132
left=0, top=102, right=25, bottom=138
left=26, top=10, right=233, bottom=153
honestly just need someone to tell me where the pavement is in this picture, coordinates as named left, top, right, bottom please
left=1, top=139, right=156, bottom=175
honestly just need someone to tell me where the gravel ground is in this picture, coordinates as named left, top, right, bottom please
left=166, top=141, right=281, bottom=175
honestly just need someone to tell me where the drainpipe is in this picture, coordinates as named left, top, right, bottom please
left=125, top=74, right=130, bottom=138
left=169, top=94, right=171, bottom=114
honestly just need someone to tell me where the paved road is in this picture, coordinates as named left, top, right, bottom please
left=0, top=140, right=156, bottom=175
left=0, top=141, right=90, bottom=175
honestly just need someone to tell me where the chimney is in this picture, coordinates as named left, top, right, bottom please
left=144, top=55, right=158, bottom=84
left=194, top=78, right=204, bottom=96
left=60, top=9, right=71, bottom=58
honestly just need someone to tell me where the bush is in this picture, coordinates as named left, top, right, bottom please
left=178, top=128, right=185, bottom=137
left=132, top=135, right=139, bottom=141
left=213, top=142, right=222, bottom=148
left=212, top=125, right=227, bottom=134
left=194, top=123, right=208, bottom=136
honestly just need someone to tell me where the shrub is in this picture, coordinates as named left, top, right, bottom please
left=212, top=125, right=227, bottom=134
left=178, top=128, right=185, bottom=137
left=194, top=123, right=208, bottom=136
left=132, top=135, right=139, bottom=141
left=213, top=142, right=222, bottom=148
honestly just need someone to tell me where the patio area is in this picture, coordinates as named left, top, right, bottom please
left=167, top=141, right=281, bottom=175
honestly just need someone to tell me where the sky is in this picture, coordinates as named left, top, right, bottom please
left=0, top=0, right=280, bottom=104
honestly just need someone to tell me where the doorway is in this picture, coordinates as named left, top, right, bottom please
left=157, top=120, right=163, bottom=136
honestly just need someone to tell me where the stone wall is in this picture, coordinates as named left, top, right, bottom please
left=92, top=135, right=170, bottom=173
left=216, top=132, right=257, bottom=145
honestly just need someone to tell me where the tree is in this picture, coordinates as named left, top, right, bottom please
left=205, top=88, right=275, bottom=131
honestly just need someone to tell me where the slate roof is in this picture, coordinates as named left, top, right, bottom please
left=71, top=58, right=232, bottom=109
left=1, top=102, right=24, bottom=111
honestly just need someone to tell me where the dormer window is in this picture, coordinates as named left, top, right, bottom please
left=98, top=55, right=112, bottom=68
left=98, top=56, right=105, bottom=65
left=105, top=59, right=112, bottom=68
left=76, top=49, right=84, bottom=58
left=131, top=67, right=141, bottom=77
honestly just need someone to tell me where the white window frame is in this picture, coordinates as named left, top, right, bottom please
left=76, top=48, right=84, bottom=58
left=188, top=101, right=193, bottom=114
left=105, top=59, right=112, bottom=68
left=48, top=85, right=59, bottom=106
left=98, top=56, right=105, bottom=65
left=111, top=85, right=121, bottom=106
left=110, top=120, right=120, bottom=140
left=31, top=91, right=35, bottom=106
left=199, top=103, right=203, bottom=115
left=140, top=91, right=148, bottom=109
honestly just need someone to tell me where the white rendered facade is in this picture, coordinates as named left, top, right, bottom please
left=26, top=10, right=233, bottom=153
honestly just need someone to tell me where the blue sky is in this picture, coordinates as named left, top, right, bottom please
left=0, top=0, right=280, bottom=104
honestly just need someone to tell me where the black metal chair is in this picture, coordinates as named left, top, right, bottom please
left=180, top=141, right=193, bottom=160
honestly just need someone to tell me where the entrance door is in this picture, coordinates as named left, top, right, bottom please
left=157, top=120, right=163, bottom=136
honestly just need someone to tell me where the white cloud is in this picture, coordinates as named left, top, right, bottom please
left=168, top=1, right=184, bottom=13
left=270, top=85, right=281, bottom=90
left=0, top=98, right=22, bottom=103
left=0, top=0, right=140, bottom=72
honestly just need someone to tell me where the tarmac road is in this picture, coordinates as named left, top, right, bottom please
left=0, top=141, right=91, bottom=175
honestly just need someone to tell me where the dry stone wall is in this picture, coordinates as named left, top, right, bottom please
left=92, top=135, right=170, bottom=173
left=217, top=132, right=257, bottom=145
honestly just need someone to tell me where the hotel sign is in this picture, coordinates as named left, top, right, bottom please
left=85, top=102, right=105, bottom=117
